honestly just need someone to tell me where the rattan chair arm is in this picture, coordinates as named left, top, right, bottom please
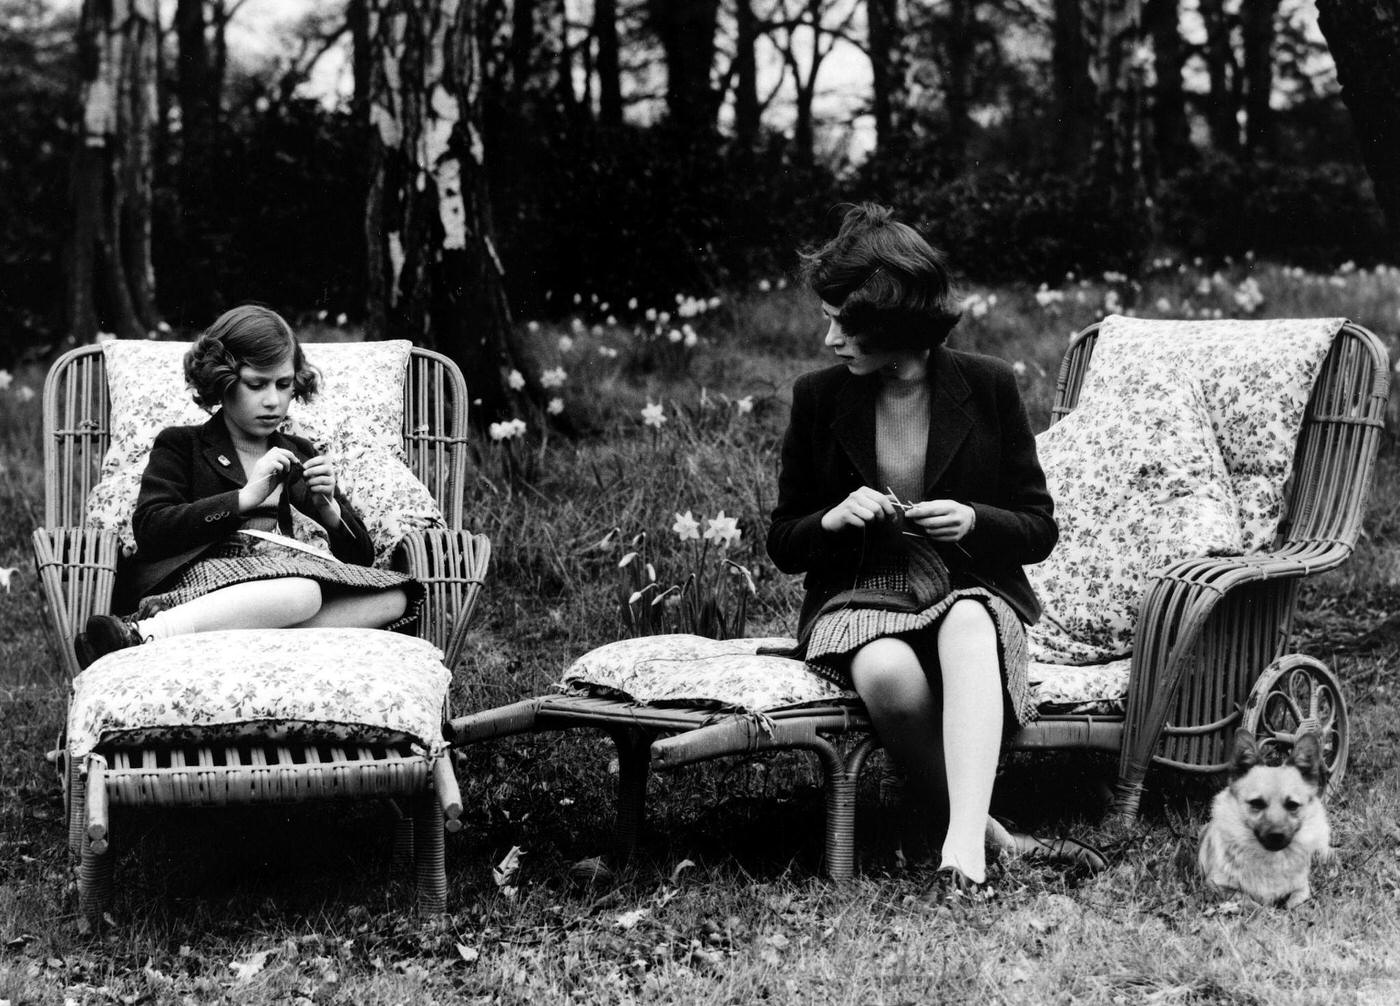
left=31, top=526, right=120, bottom=681
left=1148, top=538, right=1352, bottom=589
left=392, top=528, right=491, bottom=670
left=649, top=715, right=847, bottom=776
left=449, top=697, right=545, bottom=743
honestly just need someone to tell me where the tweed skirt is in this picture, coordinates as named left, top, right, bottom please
left=136, top=537, right=424, bottom=633
left=803, top=586, right=1036, bottom=729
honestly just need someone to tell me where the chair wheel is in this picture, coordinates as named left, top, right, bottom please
left=1242, top=655, right=1348, bottom=792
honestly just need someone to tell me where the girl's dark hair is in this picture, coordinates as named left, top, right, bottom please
left=184, top=304, right=319, bottom=410
left=800, top=203, right=962, bottom=351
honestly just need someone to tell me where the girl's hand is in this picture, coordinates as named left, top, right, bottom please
left=821, top=486, right=899, bottom=532
left=906, top=499, right=975, bottom=541
left=301, top=455, right=343, bottom=523
left=239, top=447, right=300, bottom=511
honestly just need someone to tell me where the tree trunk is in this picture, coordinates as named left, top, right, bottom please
left=363, top=0, right=535, bottom=426
left=1198, top=0, right=1239, bottom=158
left=1050, top=0, right=1095, bottom=170
left=866, top=0, right=899, bottom=154
left=68, top=0, right=163, bottom=343
left=594, top=0, right=622, bottom=127
left=1241, top=0, right=1280, bottom=160
left=734, top=0, right=760, bottom=150
left=646, top=0, right=721, bottom=137
left=1316, top=0, right=1400, bottom=252
left=175, top=0, right=219, bottom=321
left=943, top=0, right=975, bottom=172
left=1145, top=0, right=1189, bottom=176
left=1088, top=0, right=1152, bottom=252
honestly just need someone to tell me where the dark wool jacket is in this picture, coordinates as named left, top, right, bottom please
left=766, top=346, right=1057, bottom=639
left=114, top=413, right=375, bottom=611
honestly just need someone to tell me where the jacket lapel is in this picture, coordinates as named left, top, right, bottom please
left=922, top=346, right=974, bottom=494
left=197, top=414, right=247, bottom=488
left=829, top=371, right=882, bottom=489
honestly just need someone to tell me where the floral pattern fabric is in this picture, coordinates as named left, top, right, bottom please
left=68, top=628, right=450, bottom=758
left=1026, top=369, right=1244, bottom=664
left=1085, top=316, right=1341, bottom=553
left=560, top=634, right=1132, bottom=715
left=84, top=340, right=443, bottom=567
left=1028, top=657, right=1132, bottom=715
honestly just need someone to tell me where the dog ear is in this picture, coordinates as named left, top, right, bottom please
left=1290, top=729, right=1328, bottom=791
left=1230, top=728, right=1261, bottom=778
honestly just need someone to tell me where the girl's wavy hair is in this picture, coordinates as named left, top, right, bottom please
left=799, top=203, right=962, bottom=351
left=184, top=305, right=319, bottom=411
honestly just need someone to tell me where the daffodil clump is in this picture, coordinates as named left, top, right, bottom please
left=607, top=510, right=754, bottom=639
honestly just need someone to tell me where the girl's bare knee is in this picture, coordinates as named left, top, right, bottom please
left=279, top=577, right=323, bottom=622
left=940, top=599, right=994, bottom=637
left=851, top=637, right=924, bottom=704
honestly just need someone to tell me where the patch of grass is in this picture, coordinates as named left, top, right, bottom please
left=2, top=260, right=1399, bottom=1003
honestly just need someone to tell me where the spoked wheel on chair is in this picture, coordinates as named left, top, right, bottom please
left=1241, top=654, right=1349, bottom=791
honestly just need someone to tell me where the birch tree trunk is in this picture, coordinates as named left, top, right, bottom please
left=68, top=0, right=163, bottom=343
left=363, top=0, right=532, bottom=426
left=1315, top=0, right=1400, bottom=252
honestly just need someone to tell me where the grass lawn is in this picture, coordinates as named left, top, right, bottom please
left=1, top=260, right=1399, bottom=1005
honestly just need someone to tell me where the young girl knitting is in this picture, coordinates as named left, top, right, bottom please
left=767, top=204, right=1057, bottom=892
left=76, top=305, right=421, bottom=667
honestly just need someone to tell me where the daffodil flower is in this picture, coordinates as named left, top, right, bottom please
left=704, top=511, right=741, bottom=549
left=641, top=402, right=666, bottom=429
left=673, top=510, right=701, bottom=541
left=507, top=370, right=526, bottom=391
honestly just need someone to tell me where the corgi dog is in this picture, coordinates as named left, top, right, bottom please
left=1197, top=727, right=1332, bottom=908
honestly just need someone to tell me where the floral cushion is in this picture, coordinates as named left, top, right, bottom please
left=562, top=635, right=857, bottom=711
left=1028, top=657, right=1132, bottom=715
left=84, top=340, right=443, bottom=567
left=68, top=628, right=450, bottom=759
left=1084, top=316, right=1341, bottom=552
left=561, top=635, right=1133, bottom=715
left=1026, top=370, right=1244, bottom=664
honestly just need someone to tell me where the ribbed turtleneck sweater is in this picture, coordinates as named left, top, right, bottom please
left=875, top=372, right=930, bottom=505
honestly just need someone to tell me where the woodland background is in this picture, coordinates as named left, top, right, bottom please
left=2, top=0, right=1398, bottom=423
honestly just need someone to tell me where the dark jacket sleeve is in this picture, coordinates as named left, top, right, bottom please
left=766, top=372, right=866, bottom=578
left=131, top=427, right=244, bottom=560
left=960, top=361, right=1057, bottom=567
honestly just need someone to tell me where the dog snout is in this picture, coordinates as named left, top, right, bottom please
left=1256, top=828, right=1292, bottom=852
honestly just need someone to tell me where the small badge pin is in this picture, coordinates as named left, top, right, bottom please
left=217, top=454, right=231, bottom=467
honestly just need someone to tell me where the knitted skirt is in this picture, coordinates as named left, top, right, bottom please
left=803, top=586, right=1036, bottom=730
left=136, top=537, right=424, bottom=633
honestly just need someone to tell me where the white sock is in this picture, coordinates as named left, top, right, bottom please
left=135, top=608, right=196, bottom=641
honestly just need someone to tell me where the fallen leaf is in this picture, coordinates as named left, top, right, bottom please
left=493, top=846, right=524, bottom=888
left=229, top=949, right=274, bottom=982
left=615, top=908, right=650, bottom=931
left=455, top=944, right=480, bottom=965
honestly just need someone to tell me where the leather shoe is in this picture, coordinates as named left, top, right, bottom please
left=75, top=614, right=145, bottom=670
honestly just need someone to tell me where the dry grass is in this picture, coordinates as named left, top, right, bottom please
left=1, top=260, right=1399, bottom=1004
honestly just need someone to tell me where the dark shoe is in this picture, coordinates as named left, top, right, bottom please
left=75, top=614, right=144, bottom=670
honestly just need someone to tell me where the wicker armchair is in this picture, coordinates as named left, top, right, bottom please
left=451, top=319, right=1387, bottom=879
left=33, top=343, right=490, bottom=924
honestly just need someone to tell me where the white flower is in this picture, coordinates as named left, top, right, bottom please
left=95, top=332, right=116, bottom=344
left=619, top=551, right=637, bottom=568
left=704, top=511, right=741, bottom=549
left=489, top=418, right=527, bottom=440
left=15, top=385, right=35, bottom=402
left=658, top=310, right=671, bottom=325
left=336, top=313, right=348, bottom=326
left=1195, top=277, right=1213, bottom=296
left=0, top=370, right=11, bottom=391
left=776, top=277, right=787, bottom=289
left=509, top=418, right=527, bottom=437
left=606, top=315, right=617, bottom=326
left=683, top=331, right=698, bottom=348
left=1103, top=290, right=1122, bottom=313
left=757, top=279, right=772, bottom=292
left=708, top=296, right=722, bottom=310
left=558, top=335, right=574, bottom=353
left=628, top=297, right=638, bottom=310
left=645, top=308, right=657, bottom=322
left=570, top=317, right=587, bottom=336
left=527, top=320, right=541, bottom=333
left=736, top=395, right=754, bottom=414
left=672, top=510, right=701, bottom=541
left=1233, top=278, right=1264, bottom=313
left=507, top=370, right=526, bottom=391
left=1155, top=297, right=1172, bottom=313
left=667, top=329, right=683, bottom=344
left=546, top=397, right=564, bottom=415
left=317, top=310, right=328, bottom=321
left=1012, top=361, right=1027, bottom=377
left=540, top=367, right=567, bottom=389
left=641, top=401, right=666, bottom=429
left=590, top=324, right=605, bottom=337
